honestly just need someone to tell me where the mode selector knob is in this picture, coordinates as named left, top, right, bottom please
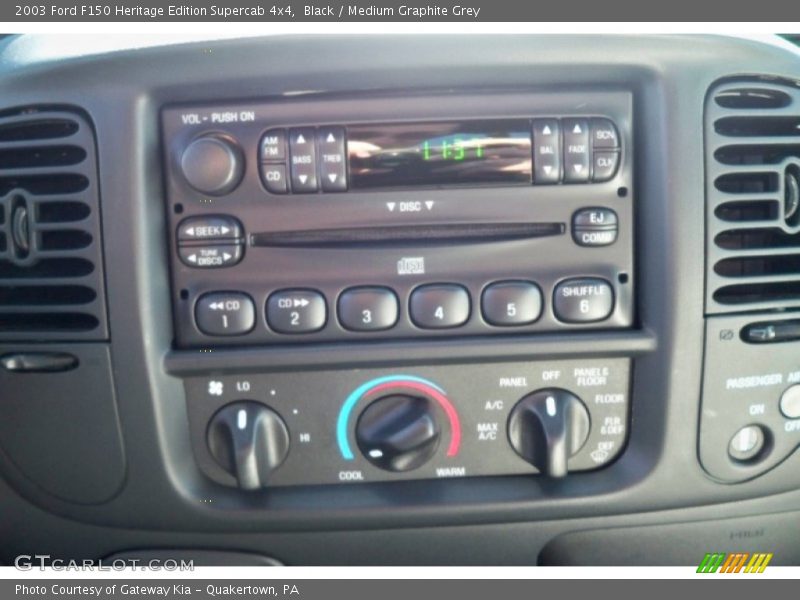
left=507, top=389, right=590, bottom=478
left=356, top=394, right=441, bottom=472
left=180, top=133, right=244, bottom=196
left=207, top=401, right=290, bottom=490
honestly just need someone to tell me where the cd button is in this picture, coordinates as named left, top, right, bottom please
left=261, top=163, right=288, bottom=194
left=410, top=284, right=470, bottom=329
left=289, top=128, right=318, bottom=193
left=338, top=287, right=399, bottom=331
left=562, top=118, right=590, bottom=183
left=195, top=292, right=255, bottom=336
left=318, top=127, right=347, bottom=192
left=266, top=289, right=327, bottom=334
left=481, top=281, right=542, bottom=326
left=553, top=278, right=614, bottom=323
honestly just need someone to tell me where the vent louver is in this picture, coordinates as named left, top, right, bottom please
left=706, top=78, right=800, bottom=313
left=0, top=107, right=107, bottom=340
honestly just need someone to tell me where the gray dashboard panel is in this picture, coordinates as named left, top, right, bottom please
left=0, top=34, right=799, bottom=565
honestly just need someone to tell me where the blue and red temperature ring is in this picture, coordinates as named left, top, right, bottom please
left=336, top=375, right=462, bottom=460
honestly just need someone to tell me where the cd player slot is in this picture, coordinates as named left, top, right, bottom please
left=250, top=222, right=565, bottom=249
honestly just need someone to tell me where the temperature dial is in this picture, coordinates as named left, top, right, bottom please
left=355, top=394, right=441, bottom=472
left=507, top=389, right=590, bottom=478
left=206, top=401, right=290, bottom=490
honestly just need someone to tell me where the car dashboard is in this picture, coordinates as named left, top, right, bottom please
left=1, top=33, right=800, bottom=565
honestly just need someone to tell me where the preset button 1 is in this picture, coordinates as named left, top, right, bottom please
left=195, top=292, right=255, bottom=336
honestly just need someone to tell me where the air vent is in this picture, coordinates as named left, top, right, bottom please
left=0, top=107, right=107, bottom=340
left=706, top=78, right=800, bottom=313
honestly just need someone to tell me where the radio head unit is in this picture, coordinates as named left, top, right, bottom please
left=162, top=90, right=633, bottom=348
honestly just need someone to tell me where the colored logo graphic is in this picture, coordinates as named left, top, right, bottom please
left=697, top=552, right=773, bottom=573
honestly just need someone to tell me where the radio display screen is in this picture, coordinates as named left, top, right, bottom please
left=347, top=119, right=532, bottom=189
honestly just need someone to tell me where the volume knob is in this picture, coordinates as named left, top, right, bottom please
left=180, top=133, right=244, bottom=196
left=355, top=394, right=441, bottom=472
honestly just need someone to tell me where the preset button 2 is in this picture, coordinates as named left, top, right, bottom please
left=266, top=289, right=327, bottom=333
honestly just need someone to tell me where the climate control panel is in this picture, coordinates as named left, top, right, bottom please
left=186, top=358, right=630, bottom=488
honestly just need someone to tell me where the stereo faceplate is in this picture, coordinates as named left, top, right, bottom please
left=186, top=358, right=630, bottom=488
left=162, top=90, right=634, bottom=348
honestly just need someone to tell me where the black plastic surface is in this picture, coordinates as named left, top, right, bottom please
left=0, top=343, right=125, bottom=504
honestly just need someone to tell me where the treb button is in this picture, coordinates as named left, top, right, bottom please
left=318, top=127, right=347, bottom=192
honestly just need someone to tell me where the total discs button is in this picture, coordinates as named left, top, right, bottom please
left=553, top=277, right=614, bottom=323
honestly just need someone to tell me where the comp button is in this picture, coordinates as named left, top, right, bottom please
left=553, top=278, right=614, bottom=323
